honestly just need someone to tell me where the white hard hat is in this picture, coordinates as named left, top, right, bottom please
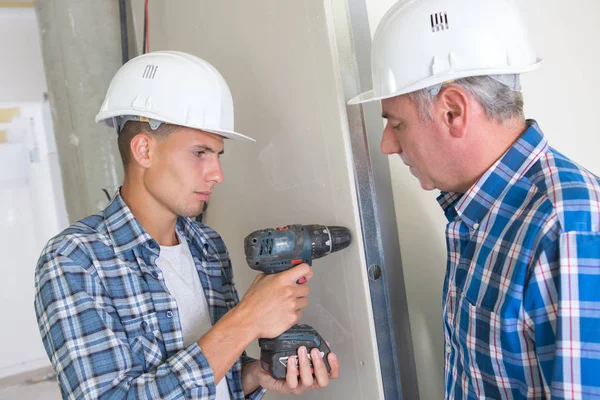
left=96, top=50, right=254, bottom=142
left=348, top=0, right=542, bottom=105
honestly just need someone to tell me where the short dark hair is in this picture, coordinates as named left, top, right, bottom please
left=118, top=121, right=181, bottom=167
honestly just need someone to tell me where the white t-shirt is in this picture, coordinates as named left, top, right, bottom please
left=156, top=232, right=231, bottom=400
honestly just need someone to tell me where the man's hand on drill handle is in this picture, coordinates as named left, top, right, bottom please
left=197, top=264, right=313, bottom=386
left=236, top=263, right=313, bottom=339
left=242, top=347, right=340, bottom=395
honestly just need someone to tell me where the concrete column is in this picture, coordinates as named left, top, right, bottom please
left=35, top=0, right=125, bottom=222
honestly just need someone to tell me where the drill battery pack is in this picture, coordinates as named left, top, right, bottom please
left=258, top=324, right=331, bottom=379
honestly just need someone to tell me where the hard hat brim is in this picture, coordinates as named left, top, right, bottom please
left=96, top=110, right=256, bottom=142
left=347, top=59, right=543, bottom=106
left=203, top=128, right=256, bottom=143
left=347, top=89, right=377, bottom=105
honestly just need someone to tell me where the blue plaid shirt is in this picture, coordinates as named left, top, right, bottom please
left=35, top=192, right=266, bottom=400
left=439, top=121, right=600, bottom=399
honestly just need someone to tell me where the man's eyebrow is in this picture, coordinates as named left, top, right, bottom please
left=193, top=145, right=225, bottom=155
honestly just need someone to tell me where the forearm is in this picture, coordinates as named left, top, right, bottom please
left=198, top=303, right=258, bottom=383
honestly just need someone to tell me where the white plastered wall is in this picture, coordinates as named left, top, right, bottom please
left=364, top=1, right=600, bottom=399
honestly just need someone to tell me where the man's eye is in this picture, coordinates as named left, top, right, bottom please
left=392, top=121, right=404, bottom=130
left=194, top=151, right=206, bottom=157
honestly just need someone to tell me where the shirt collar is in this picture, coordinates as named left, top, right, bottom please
left=104, top=190, right=157, bottom=257
left=438, top=120, right=549, bottom=229
left=176, top=215, right=219, bottom=257
left=104, top=189, right=218, bottom=259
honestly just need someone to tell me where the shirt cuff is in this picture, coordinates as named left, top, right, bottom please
left=246, top=386, right=267, bottom=400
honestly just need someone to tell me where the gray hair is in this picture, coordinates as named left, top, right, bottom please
left=407, top=75, right=524, bottom=123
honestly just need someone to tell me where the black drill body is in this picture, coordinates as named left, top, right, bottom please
left=244, top=224, right=351, bottom=379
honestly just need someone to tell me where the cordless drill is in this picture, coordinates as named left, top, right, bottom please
left=244, top=224, right=352, bottom=379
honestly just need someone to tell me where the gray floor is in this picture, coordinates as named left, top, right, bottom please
left=0, top=367, right=61, bottom=400
left=0, top=381, right=61, bottom=400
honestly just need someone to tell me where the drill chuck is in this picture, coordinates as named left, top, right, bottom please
left=325, top=226, right=352, bottom=253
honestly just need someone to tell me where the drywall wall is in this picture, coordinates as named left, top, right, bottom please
left=131, top=0, right=389, bottom=398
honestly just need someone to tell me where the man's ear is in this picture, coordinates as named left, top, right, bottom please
left=130, top=133, right=153, bottom=168
left=437, top=86, right=469, bottom=138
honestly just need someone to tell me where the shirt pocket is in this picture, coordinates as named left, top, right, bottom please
left=459, top=296, right=521, bottom=399
left=122, top=312, right=166, bottom=372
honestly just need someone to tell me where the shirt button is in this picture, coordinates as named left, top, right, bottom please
left=152, top=272, right=159, bottom=279
left=446, top=345, right=452, bottom=354
left=140, top=321, right=148, bottom=329
left=473, top=223, right=480, bottom=230
left=166, top=311, right=173, bottom=318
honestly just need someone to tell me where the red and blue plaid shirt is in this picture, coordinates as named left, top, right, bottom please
left=439, top=121, right=600, bottom=399
left=35, top=192, right=266, bottom=399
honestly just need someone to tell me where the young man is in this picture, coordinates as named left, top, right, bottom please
left=350, top=0, right=600, bottom=398
left=35, top=51, right=339, bottom=399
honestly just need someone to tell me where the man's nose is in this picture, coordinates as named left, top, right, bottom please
left=207, top=158, right=224, bottom=184
left=380, top=124, right=402, bottom=155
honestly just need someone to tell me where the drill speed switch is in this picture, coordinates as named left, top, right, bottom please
left=258, top=324, right=331, bottom=379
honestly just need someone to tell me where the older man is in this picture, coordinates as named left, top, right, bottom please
left=350, top=0, right=600, bottom=398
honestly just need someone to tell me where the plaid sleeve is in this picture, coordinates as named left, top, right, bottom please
left=220, top=250, right=267, bottom=400
left=35, top=248, right=218, bottom=400
left=524, top=232, right=600, bottom=399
